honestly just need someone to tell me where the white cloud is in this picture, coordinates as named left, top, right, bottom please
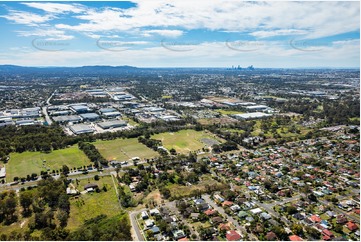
left=22, top=2, right=86, bottom=14
left=53, top=1, right=359, bottom=40
left=141, top=29, right=184, bottom=38
left=0, top=10, right=53, bottom=26
left=250, top=29, right=308, bottom=38
left=0, top=40, right=358, bottom=68
left=16, top=29, right=74, bottom=40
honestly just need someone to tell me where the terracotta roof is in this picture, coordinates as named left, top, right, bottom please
left=219, top=223, right=231, bottom=231
left=289, top=235, right=303, bottom=241
left=226, top=230, right=241, bottom=241
left=204, top=209, right=216, bottom=216
left=310, top=214, right=321, bottom=223
left=322, top=229, right=333, bottom=237
left=178, top=237, right=189, bottom=241
left=222, top=201, right=234, bottom=207
left=346, top=221, right=359, bottom=231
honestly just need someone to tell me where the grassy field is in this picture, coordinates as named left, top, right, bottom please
left=94, top=138, right=159, bottom=161
left=152, top=129, right=223, bottom=153
left=66, top=175, right=121, bottom=231
left=167, top=175, right=227, bottom=198
left=215, top=109, right=244, bottom=115
left=6, top=145, right=91, bottom=181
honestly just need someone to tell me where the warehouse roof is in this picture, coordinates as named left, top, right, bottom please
left=80, top=113, right=100, bottom=119
left=70, top=124, right=94, bottom=135
left=233, top=112, right=271, bottom=119
left=97, top=120, right=127, bottom=129
left=52, top=115, right=81, bottom=123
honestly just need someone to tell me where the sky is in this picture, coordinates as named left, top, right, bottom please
left=0, top=1, right=359, bottom=68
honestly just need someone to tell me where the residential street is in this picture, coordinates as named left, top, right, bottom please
left=203, top=195, right=258, bottom=241
left=129, top=210, right=146, bottom=241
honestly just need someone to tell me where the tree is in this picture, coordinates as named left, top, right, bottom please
left=160, top=188, right=171, bottom=199
left=169, top=148, right=177, bottom=155
left=94, top=175, right=100, bottom=181
left=286, top=206, right=298, bottom=215
left=20, top=191, right=33, bottom=217
left=62, top=165, right=70, bottom=175
left=57, top=210, right=69, bottom=227
left=4, top=196, right=18, bottom=224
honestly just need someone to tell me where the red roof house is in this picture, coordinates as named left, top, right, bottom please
left=346, top=221, right=359, bottom=231
left=226, top=230, right=241, bottom=241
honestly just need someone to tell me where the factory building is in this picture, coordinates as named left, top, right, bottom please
left=69, top=124, right=95, bottom=135
left=97, top=120, right=127, bottom=129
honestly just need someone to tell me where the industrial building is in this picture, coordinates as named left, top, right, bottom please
left=69, top=124, right=95, bottom=135
left=80, top=113, right=100, bottom=121
left=0, top=117, right=13, bottom=127
left=15, top=119, right=36, bottom=126
left=97, top=120, right=127, bottom=129
left=232, top=112, right=271, bottom=120
left=49, top=110, right=71, bottom=116
left=52, top=115, right=82, bottom=124
left=245, top=105, right=270, bottom=111
left=70, top=105, right=89, bottom=113
left=99, top=108, right=121, bottom=118
left=103, top=111, right=121, bottom=118
left=99, top=108, right=117, bottom=114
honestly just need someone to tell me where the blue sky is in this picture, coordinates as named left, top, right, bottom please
left=0, top=1, right=359, bottom=68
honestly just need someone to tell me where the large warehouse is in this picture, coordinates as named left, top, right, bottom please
left=52, top=115, right=82, bottom=124
left=70, top=124, right=95, bottom=135
left=97, top=120, right=127, bottom=129
left=80, top=113, right=100, bottom=121
left=232, top=112, right=271, bottom=120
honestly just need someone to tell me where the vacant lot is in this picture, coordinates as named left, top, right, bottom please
left=67, top=175, right=120, bottom=230
left=7, top=146, right=91, bottom=181
left=152, top=129, right=223, bottom=154
left=167, top=175, right=228, bottom=199
left=94, top=138, right=159, bottom=161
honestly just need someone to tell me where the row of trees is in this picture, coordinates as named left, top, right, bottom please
left=78, top=142, right=107, bottom=167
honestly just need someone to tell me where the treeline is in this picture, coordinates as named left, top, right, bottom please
left=0, top=119, right=196, bottom=161
left=212, top=141, right=238, bottom=153
left=0, top=125, right=73, bottom=160
left=138, top=136, right=162, bottom=151
left=78, top=142, right=107, bottom=167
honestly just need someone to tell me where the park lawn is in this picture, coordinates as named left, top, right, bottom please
left=67, top=175, right=121, bottom=231
left=7, top=145, right=91, bottom=181
left=94, top=138, right=159, bottom=161
left=152, top=129, right=223, bottom=154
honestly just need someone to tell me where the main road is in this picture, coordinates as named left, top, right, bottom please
left=42, top=90, right=56, bottom=125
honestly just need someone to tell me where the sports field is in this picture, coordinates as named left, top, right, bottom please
left=6, top=145, right=91, bottom=181
left=94, top=138, right=159, bottom=161
left=152, top=129, right=222, bottom=153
